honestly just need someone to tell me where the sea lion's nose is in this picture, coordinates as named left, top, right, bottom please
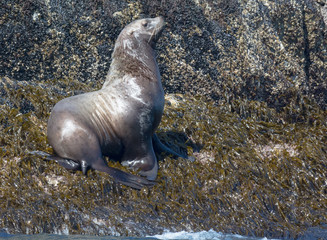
left=154, top=16, right=165, bottom=26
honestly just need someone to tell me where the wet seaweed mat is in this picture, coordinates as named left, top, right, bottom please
left=0, top=78, right=326, bottom=239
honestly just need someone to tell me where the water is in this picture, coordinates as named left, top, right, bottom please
left=0, top=230, right=275, bottom=240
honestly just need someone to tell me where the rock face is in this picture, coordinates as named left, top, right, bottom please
left=1, top=0, right=326, bottom=110
left=0, top=0, right=327, bottom=239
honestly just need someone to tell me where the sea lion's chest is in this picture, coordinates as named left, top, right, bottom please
left=88, top=77, right=163, bottom=143
left=105, top=74, right=164, bottom=114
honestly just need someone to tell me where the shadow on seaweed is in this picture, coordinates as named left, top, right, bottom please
left=156, top=131, right=203, bottom=161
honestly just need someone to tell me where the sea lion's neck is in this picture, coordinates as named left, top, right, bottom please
left=103, top=43, right=160, bottom=88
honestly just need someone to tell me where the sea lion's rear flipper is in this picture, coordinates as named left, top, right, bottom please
left=50, top=156, right=82, bottom=171
left=29, top=150, right=82, bottom=171
left=29, top=151, right=154, bottom=190
left=28, top=150, right=51, bottom=159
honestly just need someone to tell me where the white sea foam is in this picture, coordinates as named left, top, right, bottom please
left=149, top=229, right=278, bottom=240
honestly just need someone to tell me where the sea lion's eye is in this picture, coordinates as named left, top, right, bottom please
left=142, top=22, right=148, bottom=28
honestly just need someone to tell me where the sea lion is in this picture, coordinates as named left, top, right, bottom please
left=46, top=17, right=185, bottom=190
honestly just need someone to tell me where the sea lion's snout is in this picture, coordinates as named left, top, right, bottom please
left=154, top=16, right=165, bottom=31
left=150, top=16, right=165, bottom=43
left=154, top=16, right=165, bottom=27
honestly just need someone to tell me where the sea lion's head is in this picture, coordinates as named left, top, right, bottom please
left=117, top=17, right=165, bottom=47
left=107, top=16, right=165, bottom=80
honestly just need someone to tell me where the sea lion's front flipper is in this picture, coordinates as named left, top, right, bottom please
left=93, top=163, right=155, bottom=190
